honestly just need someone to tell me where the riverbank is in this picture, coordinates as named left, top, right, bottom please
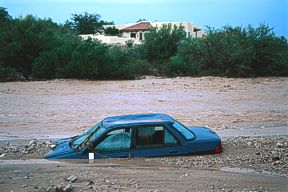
left=0, top=135, right=287, bottom=191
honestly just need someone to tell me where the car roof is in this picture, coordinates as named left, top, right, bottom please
left=102, top=113, right=175, bottom=128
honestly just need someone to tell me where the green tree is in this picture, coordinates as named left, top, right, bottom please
left=136, top=19, right=147, bottom=23
left=166, top=37, right=202, bottom=76
left=16, top=16, right=60, bottom=78
left=69, top=12, right=110, bottom=34
left=0, top=7, right=11, bottom=24
left=167, top=24, right=288, bottom=77
left=245, top=24, right=288, bottom=76
left=143, top=23, right=186, bottom=62
left=32, top=33, right=82, bottom=79
left=104, top=26, right=120, bottom=36
left=0, top=7, right=12, bottom=69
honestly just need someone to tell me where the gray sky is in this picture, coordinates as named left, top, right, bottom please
left=1, top=0, right=287, bottom=37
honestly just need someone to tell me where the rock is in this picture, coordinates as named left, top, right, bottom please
left=272, top=156, right=280, bottom=161
left=181, top=172, right=192, bottom=177
left=56, top=185, right=65, bottom=192
left=22, top=184, right=27, bottom=188
left=63, top=184, right=73, bottom=192
left=0, top=153, right=6, bottom=158
left=84, top=181, right=94, bottom=186
left=45, top=186, right=57, bottom=192
left=276, top=142, right=284, bottom=148
left=5, top=142, right=10, bottom=145
left=65, top=175, right=77, bottom=183
left=272, top=160, right=280, bottom=166
left=28, top=139, right=37, bottom=146
left=150, top=189, right=160, bottom=192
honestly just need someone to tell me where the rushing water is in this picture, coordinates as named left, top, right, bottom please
left=1, top=77, right=287, bottom=140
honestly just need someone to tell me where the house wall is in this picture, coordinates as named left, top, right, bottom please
left=79, top=34, right=141, bottom=45
left=122, top=31, right=149, bottom=42
left=151, top=22, right=204, bottom=38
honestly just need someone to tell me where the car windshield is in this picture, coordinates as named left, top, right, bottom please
left=70, top=122, right=106, bottom=150
left=173, top=121, right=195, bottom=140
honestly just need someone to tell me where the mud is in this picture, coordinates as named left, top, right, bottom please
left=1, top=77, right=287, bottom=140
left=0, top=158, right=287, bottom=192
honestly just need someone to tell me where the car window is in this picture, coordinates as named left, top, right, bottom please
left=136, top=126, right=178, bottom=148
left=71, top=122, right=105, bottom=149
left=164, top=129, right=178, bottom=145
left=172, top=121, right=195, bottom=140
left=95, top=128, right=132, bottom=152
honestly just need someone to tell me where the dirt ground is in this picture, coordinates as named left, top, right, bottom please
left=0, top=76, right=287, bottom=191
left=0, top=158, right=287, bottom=192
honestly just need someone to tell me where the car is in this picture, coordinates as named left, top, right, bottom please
left=44, top=113, right=222, bottom=159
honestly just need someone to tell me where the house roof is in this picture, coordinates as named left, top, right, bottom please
left=102, top=113, right=174, bottom=128
left=121, top=22, right=152, bottom=32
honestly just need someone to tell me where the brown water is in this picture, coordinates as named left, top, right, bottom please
left=0, top=76, right=287, bottom=139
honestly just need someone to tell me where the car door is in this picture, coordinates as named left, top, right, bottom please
left=86, top=127, right=133, bottom=158
left=131, top=125, right=182, bottom=157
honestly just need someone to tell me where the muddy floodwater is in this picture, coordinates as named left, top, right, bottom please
left=0, top=76, right=287, bottom=140
left=0, top=76, right=288, bottom=192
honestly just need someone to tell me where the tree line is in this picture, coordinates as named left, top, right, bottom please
left=0, top=7, right=287, bottom=81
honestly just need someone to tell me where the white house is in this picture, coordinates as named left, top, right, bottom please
left=79, top=21, right=204, bottom=45
left=120, top=22, right=152, bottom=43
left=151, top=22, right=203, bottom=38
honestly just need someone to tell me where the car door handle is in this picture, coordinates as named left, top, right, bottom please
left=169, top=150, right=178, bottom=154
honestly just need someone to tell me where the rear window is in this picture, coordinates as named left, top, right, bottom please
left=172, top=121, right=195, bottom=140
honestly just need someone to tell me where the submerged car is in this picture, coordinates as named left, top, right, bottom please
left=45, top=113, right=222, bottom=159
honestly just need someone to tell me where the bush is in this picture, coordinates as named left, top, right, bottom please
left=143, top=23, right=186, bottom=62
left=167, top=24, right=288, bottom=77
left=1, top=7, right=287, bottom=80
left=0, top=66, right=20, bottom=81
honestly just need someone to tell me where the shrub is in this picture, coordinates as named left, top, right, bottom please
left=0, top=66, right=21, bottom=81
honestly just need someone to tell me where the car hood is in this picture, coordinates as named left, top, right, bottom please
left=53, top=136, right=76, bottom=146
left=44, top=140, right=74, bottom=159
left=187, top=126, right=221, bottom=141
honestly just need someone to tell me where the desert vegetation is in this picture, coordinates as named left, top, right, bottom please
left=0, top=7, right=287, bottom=81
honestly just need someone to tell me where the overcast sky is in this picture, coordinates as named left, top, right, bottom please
left=1, top=0, right=287, bottom=37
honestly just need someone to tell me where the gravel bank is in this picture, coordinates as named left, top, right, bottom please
left=1, top=136, right=287, bottom=176
left=145, top=136, right=288, bottom=176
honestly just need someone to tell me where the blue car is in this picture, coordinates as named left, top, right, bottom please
left=45, top=113, right=222, bottom=159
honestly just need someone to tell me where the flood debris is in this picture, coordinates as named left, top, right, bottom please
left=65, top=175, right=77, bottom=183
left=63, top=184, right=73, bottom=192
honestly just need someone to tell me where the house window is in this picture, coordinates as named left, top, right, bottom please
left=130, top=33, right=136, bottom=38
left=135, top=126, right=178, bottom=148
left=139, top=33, right=143, bottom=41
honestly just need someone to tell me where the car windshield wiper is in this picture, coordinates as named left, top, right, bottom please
left=69, top=136, right=78, bottom=149
left=74, top=123, right=103, bottom=152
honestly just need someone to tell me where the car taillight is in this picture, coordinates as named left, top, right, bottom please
left=215, top=144, right=222, bottom=153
